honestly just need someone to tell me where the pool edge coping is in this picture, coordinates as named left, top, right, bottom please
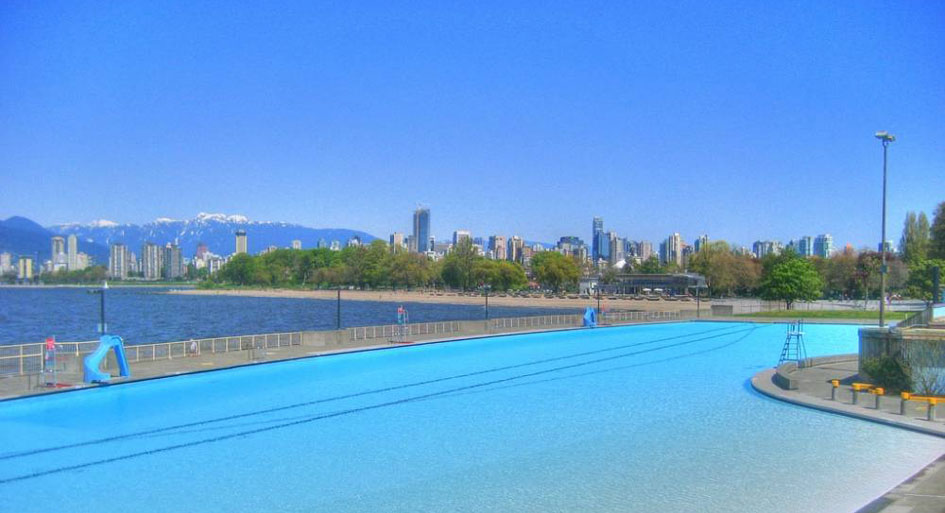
left=0, top=318, right=697, bottom=403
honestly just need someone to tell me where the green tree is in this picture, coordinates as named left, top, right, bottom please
left=687, top=241, right=737, bottom=296
left=930, top=201, right=945, bottom=259
left=440, top=239, right=480, bottom=290
left=493, top=261, right=527, bottom=291
left=759, top=255, right=823, bottom=309
left=530, top=251, right=580, bottom=292
left=637, top=256, right=663, bottom=274
left=900, top=211, right=930, bottom=265
left=389, top=250, right=431, bottom=290
left=905, top=259, right=945, bottom=300
left=220, top=253, right=256, bottom=285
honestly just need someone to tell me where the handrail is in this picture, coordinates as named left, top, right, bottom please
left=897, top=305, right=933, bottom=329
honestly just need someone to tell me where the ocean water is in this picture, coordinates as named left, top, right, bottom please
left=0, top=322, right=942, bottom=512
left=0, top=287, right=579, bottom=345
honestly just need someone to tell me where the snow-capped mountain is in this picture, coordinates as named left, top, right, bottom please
left=47, top=213, right=378, bottom=258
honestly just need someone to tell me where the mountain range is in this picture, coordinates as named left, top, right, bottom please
left=1, top=213, right=378, bottom=264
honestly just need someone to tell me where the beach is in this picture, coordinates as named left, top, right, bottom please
left=166, top=288, right=702, bottom=311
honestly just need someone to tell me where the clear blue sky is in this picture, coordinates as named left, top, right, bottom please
left=2, top=1, right=943, bottom=249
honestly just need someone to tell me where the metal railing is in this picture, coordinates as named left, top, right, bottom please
left=0, top=310, right=691, bottom=379
left=348, top=321, right=462, bottom=342
left=897, top=305, right=934, bottom=329
left=0, top=331, right=303, bottom=378
left=489, top=314, right=581, bottom=331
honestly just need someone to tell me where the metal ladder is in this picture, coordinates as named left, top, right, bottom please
left=777, top=320, right=808, bottom=365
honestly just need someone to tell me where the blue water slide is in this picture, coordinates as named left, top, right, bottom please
left=583, top=307, right=597, bottom=328
left=83, top=335, right=131, bottom=383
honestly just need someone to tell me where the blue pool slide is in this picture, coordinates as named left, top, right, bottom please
left=583, top=307, right=597, bottom=327
left=83, top=334, right=131, bottom=383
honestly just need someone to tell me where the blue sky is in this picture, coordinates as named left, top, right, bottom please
left=2, top=1, right=943, bottom=249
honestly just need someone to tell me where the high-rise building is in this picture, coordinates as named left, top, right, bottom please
left=797, top=236, right=813, bottom=257
left=489, top=235, right=507, bottom=260
left=141, top=242, right=163, bottom=280
left=0, top=252, right=12, bottom=274
left=608, top=232, right=620, bottom=265
left=347, top=236, right=362, bottom=247
left=413, top=207, right=431, bottom=253
left=389, top=232, right=405, bottom=250
left=196, top=242, right=208, bottom=260
left=164, top=244, right=183, bottom=279
left=556, top=236, right=584, bottom=257
left=508, top=236, right=524, bottom=263
left=452, top=230, right=471, bottom=246
left=695, top=234, right=709, bottom=252
left=51, top=236, right=65, bottom=259
left=813, top=234, right=833, bottom=258
left=592, top=217, right=604, bottom=261
left=330, top=240, right=341, bottom=251
left=50, top=236, right=67, bottom=271
left=317, top=238, right=328, bottom=249
left=660, top=233, right=683, bottom=268
left=638, top=241, right=653, bottom=261
left=17, top=257, right=33, bottom=280
left=109, top=244, right=129, bottom=279
left=752, top=240, right=783, bottom=259
left=292, top=240, right=302, bottom=250
left=67, top=234, right=78, bottom=270
left=235, top=230, right=247, bottom=255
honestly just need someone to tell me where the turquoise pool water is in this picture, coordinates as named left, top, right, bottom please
left=1, top=322, right=943, bottom=512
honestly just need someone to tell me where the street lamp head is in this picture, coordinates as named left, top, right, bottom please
left=874, top=131, right=896, bottom=143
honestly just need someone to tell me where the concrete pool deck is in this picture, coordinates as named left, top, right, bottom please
left=752, top=358, right=945, bottom=512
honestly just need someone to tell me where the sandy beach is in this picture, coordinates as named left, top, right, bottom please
left=167, top=288, right=702, bottom=312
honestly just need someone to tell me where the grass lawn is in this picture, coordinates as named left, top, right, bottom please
left=736, top=310, right=913, bottom=320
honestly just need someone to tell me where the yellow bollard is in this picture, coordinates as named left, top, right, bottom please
left=830, top=380, right=839, bottom=401
left=900, top=392, right=911, bottom=416
left=929, top=398, right=938, bottom=422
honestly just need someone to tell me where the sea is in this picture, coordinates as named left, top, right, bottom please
left=0, top=287, right=580, bottom=345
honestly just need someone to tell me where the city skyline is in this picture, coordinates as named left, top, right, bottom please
left=2, top=2, right=943, bottom=250
left=1, top=207, right=912, bottom=253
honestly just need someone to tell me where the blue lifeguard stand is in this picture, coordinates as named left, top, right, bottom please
left=777, top=320, right=807, bottom=365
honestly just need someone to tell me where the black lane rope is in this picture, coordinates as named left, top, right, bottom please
left=0, top=323, right=746, bottom=462
left=0, top=325, right=761, bottom=485
left=432, top=325, right=765, bottom=400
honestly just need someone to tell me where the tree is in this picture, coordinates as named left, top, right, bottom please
left=905, top=259, right=945, bottom=300
left=900, top=211, right=930, bottom=265
left=530, top=251, right=580, bottom=292
left=687, top=241, right=737, bottom=296
left=440, top=239, right=479, bottom=290
left=220, top=253, right=256, bottom=285
left=759, top=255, right=823, bottom=309
left=389, top=250, right=431, bottom=290
left=493, top=261, right=527, bottom=291
left=930, top=201, right=945, bottom=259
left=637, top=256, right=663, bottom=274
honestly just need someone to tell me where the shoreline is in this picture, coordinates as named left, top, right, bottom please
left=165, top=287, right=703, bottom=311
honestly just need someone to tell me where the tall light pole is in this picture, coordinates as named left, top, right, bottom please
left=875, top=130, right=895, bottom=328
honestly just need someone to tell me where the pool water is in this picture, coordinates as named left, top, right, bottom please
left=1, top=322, right=942, bottom=512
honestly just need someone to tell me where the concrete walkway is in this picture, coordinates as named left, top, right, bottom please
left=752, top=358, right=945, bottom=512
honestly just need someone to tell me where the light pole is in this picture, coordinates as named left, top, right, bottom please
left=875, top=130, right=895, bottom=328
left=89, top=280, right=108, bottom=335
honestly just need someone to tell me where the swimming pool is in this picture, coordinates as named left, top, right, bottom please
left=1, top=322, right=942, bottom=512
